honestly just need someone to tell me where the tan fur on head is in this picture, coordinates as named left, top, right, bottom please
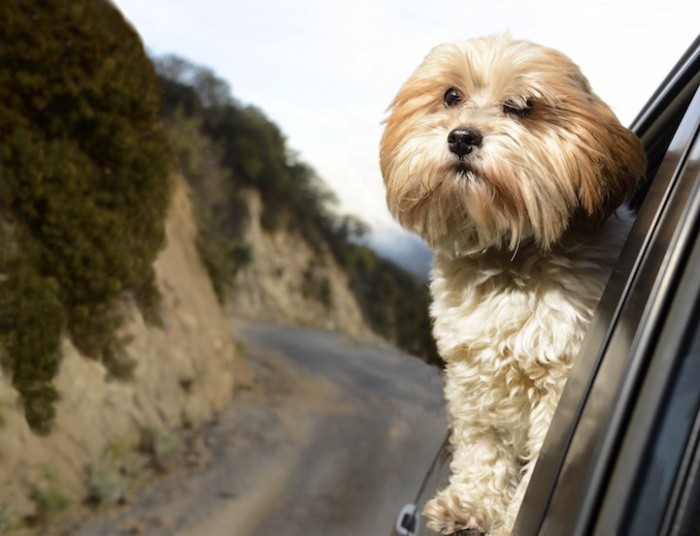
left=380, top=35, right=646, bottom=257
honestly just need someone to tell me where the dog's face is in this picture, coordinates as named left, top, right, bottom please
left=380, top=36, right=646, bottom=256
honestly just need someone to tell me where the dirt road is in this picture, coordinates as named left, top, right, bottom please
left=71, top=320, right=447, bottom=535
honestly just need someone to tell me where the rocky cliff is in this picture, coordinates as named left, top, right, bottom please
left=156, top=55, right=438, bottom=365
left=0, top=176, right=238, bottom=520
left=231, top=188, right=373, bottom=337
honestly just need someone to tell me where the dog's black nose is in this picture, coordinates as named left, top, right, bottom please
left=448, top=128, right=483, bottom=157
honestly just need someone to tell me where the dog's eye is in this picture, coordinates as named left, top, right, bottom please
left=503, top=99, right=533, bottom=117
left=444, top=88, right=463, bottom=108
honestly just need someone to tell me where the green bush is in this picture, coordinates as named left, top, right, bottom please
left=159, top=101, right=253, bottom=301
left=30, top=466, right=73, bottom=520
left=0, top=501, right=18, bottom=531
left=301, top=262, right=333, bottom=311
left=140, top=427, right=180, bottom=472
left=0, top=1, right=172, bottom=432
left=87, top=444, right=149, bottom=508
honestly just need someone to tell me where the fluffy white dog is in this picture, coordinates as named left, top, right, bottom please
left=380, top=36, right=646, bottom=535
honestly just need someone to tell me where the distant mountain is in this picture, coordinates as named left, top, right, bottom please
left=365, top=225, right=432, bottom=282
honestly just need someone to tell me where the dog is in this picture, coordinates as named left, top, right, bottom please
left=380, top=35, right=646, bottom=535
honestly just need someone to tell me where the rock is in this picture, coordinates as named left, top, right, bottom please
left=231, top=188, right=373, bottom=337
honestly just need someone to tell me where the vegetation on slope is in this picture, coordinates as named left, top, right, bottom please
left=155, top=57, right=439, bottom=364
left=0, top=2, right=437, bottom=437
left=0, top=0, right=171, bottom=432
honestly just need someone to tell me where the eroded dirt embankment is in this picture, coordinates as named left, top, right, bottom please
left=0, top=176, right=238, bottom=524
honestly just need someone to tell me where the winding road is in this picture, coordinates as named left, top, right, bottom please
left=72, top=320, right=447, bottom=535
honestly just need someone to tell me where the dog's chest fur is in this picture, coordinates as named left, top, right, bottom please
left=429, top=212, right=633, bottom=417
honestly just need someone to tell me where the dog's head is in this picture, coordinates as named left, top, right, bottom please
left=380, top=35, right=646, bottom=256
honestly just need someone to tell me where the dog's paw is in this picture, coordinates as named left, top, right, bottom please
left=423, top=491, right=487, bottom=535
left=452, top=530, right=485, bottom=536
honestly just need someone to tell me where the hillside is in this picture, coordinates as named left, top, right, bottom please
left=0, top=176, right=236, bottom=525
left=0, top=1, right=237, bottom=528
left=0, top=0, right=172, bottom=432
left=232, top=187, right=371, bottom=334
left=0, top=0, right=438, bottom=529
left=156, top=56, right=439, bottom=363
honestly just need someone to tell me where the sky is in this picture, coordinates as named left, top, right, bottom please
left=112, top=0, right=698, bottom=271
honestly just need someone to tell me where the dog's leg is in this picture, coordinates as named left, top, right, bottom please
left=423, top=360, right=529, bottom=536
left=501, top=386, right=565, bottom=534
left=423, top=420, right=522, bottom=535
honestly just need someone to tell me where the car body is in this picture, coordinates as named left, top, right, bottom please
left=394, top=33, right=700, bottom=536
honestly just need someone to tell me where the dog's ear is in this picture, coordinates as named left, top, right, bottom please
left=575, top=100, right=647, bottom=223
left=533, top=48, right=647, bottom=225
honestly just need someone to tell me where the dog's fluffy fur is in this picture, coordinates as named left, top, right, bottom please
left=380, top=35, right=646, bottom=535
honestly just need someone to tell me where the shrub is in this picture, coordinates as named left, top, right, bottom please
left=0, top=0, right=172, bottom=432
left=30, top=466, right=73, bottom=520
left=301, top=262, right=333, bottom=311
left=0, top=501, right=18, bottom=531
left=87, top=445, right=149, bottom=508
left=140, top=427, right=181, bottom=472
left=159, top=96, right=253, bottom=302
